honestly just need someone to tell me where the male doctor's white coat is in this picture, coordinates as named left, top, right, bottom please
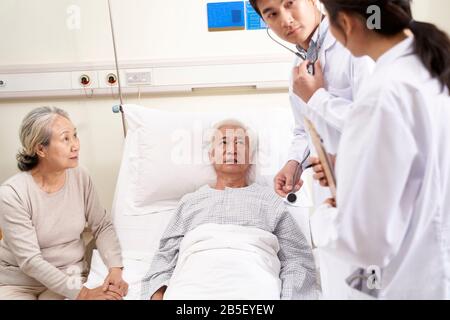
left=287, top=18, right=374, bottom=299
left=310, top=36, right=450, bottom=299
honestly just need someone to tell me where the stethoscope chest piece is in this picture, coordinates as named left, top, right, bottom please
left=287, top=192, right=298, bottom=204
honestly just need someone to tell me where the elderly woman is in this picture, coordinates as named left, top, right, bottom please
left=141, top=119, right=318, bottom=300
left=0, top=107, right=128, bottom=300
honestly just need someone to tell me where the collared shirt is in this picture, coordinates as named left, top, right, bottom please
left=296, top=17, right=329, bottom=63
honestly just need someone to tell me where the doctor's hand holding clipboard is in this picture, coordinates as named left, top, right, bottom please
left=310, top=156, right=336, bottom=207
left=303, top=117, right=337, bottom=204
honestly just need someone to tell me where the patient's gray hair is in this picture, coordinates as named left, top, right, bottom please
left=208, top=119, right=258, bottom=158
left=16, top=107, right=70, bottom=172
left=207, top=119, right=258, bottom=183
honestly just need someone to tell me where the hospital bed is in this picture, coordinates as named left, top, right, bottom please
left=84, top=104, right=317, bottom=300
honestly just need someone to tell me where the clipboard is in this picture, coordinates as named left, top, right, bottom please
left=303, top=117, right=337, bottom=198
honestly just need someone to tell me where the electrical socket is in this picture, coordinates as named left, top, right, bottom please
left=98, top=70, right=121, bottom=88
left=71, top=71, right=98, bottom=89
left=125, top=69, right=152, bottom=86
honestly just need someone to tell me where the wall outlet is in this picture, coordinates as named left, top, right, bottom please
left=80, top=74, right=91, bottom=86
left=125, top=69, right=152, bottom=86
left=71, top=71, right=98, bottom=89
left=98, top=70, right=122, bottom=88
left=106, top=73, right=118, bottom=86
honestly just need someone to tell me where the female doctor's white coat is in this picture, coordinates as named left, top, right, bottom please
left=310, top=36, right=450, bottom=299
left=287, top=18, right=374, bottom=299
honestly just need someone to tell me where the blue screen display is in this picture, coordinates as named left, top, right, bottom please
left=207, top=2, right=245, bottom=31
left=246, top=1, right=267, bottom=30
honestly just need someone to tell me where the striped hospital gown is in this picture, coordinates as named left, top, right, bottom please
left=140, top=183, right=318, bottom=300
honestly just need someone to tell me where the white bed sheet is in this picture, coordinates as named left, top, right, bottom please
left=95, top=169, right=316, bottom=298
left=87, top=205, right=313, bottom=300
left=86, top=105, right=317, bottom=299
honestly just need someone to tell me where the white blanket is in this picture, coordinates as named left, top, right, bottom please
left=164, top=223, right=282, bottom=300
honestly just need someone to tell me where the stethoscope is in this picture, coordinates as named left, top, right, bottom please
left=265, top=10, right=324, bottom=76
left=266, top=28, right=315, bottom=75
left=265, top=11, right=324, bottom=204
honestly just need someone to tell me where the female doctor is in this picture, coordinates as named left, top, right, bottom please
left=249, top=0, right=374, bottom=299
left=310, top=0, right=450, bottom=299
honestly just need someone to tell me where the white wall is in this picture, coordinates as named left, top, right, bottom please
left=0, top=0, right=288, bottom=67
left=3, top=0, right=446, bottom=67
left=0, top=0, right=449, bottom=212
left=412, top=0, right=450, bottom=32
left=0, top=92, right=291, bottom=212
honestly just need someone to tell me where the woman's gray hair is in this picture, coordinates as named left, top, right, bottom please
left=16, top=107, right=70, bottom=172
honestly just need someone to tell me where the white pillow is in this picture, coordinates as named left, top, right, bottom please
left=119, top=104, right=294, bottom=215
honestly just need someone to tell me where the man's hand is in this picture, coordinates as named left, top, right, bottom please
left=293, top=60, right=325, bottom=103
left=76, top=285, right=123, bottom=300
left=102, top=267, right=128, bottom=297
left=151, top=286, right=167, bottom=300
left=274, top=160, right=303, bottom=197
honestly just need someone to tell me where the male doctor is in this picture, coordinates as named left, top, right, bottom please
left=249, top=0, right=374, bottom=299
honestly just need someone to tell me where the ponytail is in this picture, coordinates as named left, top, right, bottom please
left=409, top=20, right=450, bottom=92
left=321, top=0, right=450, bottom=92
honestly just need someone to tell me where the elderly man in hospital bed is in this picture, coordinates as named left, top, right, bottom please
left=140, top=119, right=318, bottom=300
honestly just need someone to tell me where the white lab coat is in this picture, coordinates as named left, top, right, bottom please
left=288, top=18, right=374, bottom=158
left=310, top=36, right=450, bottom=299
left=288, top=18, right=374, bottom=299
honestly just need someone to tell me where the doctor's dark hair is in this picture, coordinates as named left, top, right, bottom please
left=249, top=0, right=319, bottom=18
left=16, top=107, right=70, bottom=171
left=249, top=0, right=262, bottom=16
left=321, top=0, right=450, bottom=92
